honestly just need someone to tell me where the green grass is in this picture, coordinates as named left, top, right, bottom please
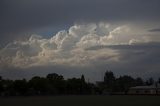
left=0, top=95, right=160, bottom=106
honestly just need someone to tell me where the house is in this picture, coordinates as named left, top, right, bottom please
left=128, top=84, right=160, bottom=95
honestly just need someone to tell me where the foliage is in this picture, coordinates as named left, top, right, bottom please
left=0, top=71, right=158, bottom=96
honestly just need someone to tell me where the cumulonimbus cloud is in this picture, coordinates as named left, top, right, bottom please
left=0, top=23, right=158, bottom=69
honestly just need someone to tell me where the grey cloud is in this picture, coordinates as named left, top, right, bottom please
left=148, top=28, right=160, bottom=32
left=0, top=65, right=103, bottom=81
left=85, top=42, right=160, bottom=79
left=1, top=42, right=160, bottom=81
left=0, top=20, right=160, bottom=81
left=1, top=0, right=160, bottom=44
left=86, top=42, right=160, bottom=51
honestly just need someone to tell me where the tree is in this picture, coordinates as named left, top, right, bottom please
left=13, top=79, right=28, bottom=95
left=104, top=71, right=115, bottom=84
left=46, top=73, right=64, bottom=81
left=116, top=75, right=136, bottom=93
left=2, top=80, right=14, bottom=96
left=103, top=71, right=116, bottom=92
left=135, top=77, right=144, bottom=86
left=66, top=78, right=82, bottom=94
left=146, top=77, right=154, bottom=86
left=28, top=76, right=49, bottom=95
left=81, top=74, right=85, bottom=83
left=0, top=76, right=3, bottom=94
left=46, top=73, right=65, bottom=94
left=158, top=78, right=160, bottom=83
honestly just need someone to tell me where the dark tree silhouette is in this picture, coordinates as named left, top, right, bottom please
left=47, top=73, right=64, bottom=81
left=13, top=79, right=28, bottom=95
left=158, top=78, right=160, bottom=83
left=28, top=76, right=49, bottom=95
left=115, top=75, right=136, bottom=93
left=135, top=77, right=144, bottom=86
left=0, top=76, right=3, bottom=94
left=46, top=73, right=65, bottom=94
left=81, top=74, right=85, bottom=83
left=103, top=71, right=116, bottom=92
left=0, top=71, right=159, bottom=96
left=146, top=77, right=154, bottom=86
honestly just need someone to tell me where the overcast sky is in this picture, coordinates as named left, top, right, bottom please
left=0, top=0, right=160, bottom=81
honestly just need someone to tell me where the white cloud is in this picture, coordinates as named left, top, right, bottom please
left=0, top=23, right=159, bottom=69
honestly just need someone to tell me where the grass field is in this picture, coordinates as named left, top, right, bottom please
left=0, top=95, right=160, bottom=106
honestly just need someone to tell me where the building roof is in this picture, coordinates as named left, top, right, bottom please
left=130, top=83, right=160, bottom=89
left=130, top=86, right=156, bottom=89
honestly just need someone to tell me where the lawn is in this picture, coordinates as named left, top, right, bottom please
left=0, top=95, right=160, bottom=106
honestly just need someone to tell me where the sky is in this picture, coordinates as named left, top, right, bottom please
left=0, top=0, right=160, bottom=81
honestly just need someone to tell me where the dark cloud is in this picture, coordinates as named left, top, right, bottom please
left=148, top=28, right=160, bottom=32
left=86, top=42, right=160, bottom=51
left=86, top=42, right=160, bottom=79
left=1, top=0, right=160, bottom=44
left=1, top=42, right=160, bottom=81
left=0, top=0, right=160, bottom=80
left=0, top=65, right=103, bottom=81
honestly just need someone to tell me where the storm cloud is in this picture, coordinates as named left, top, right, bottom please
left=1, top=0, right=160, bottom=45
left=0, top=1, right=160, bottom=81
left=148, top=28, right=160, bottom=32
left=0, top=23, right=160, bottom=81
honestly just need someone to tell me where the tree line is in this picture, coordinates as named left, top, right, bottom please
left=0, top=71, right=159, bottom=96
